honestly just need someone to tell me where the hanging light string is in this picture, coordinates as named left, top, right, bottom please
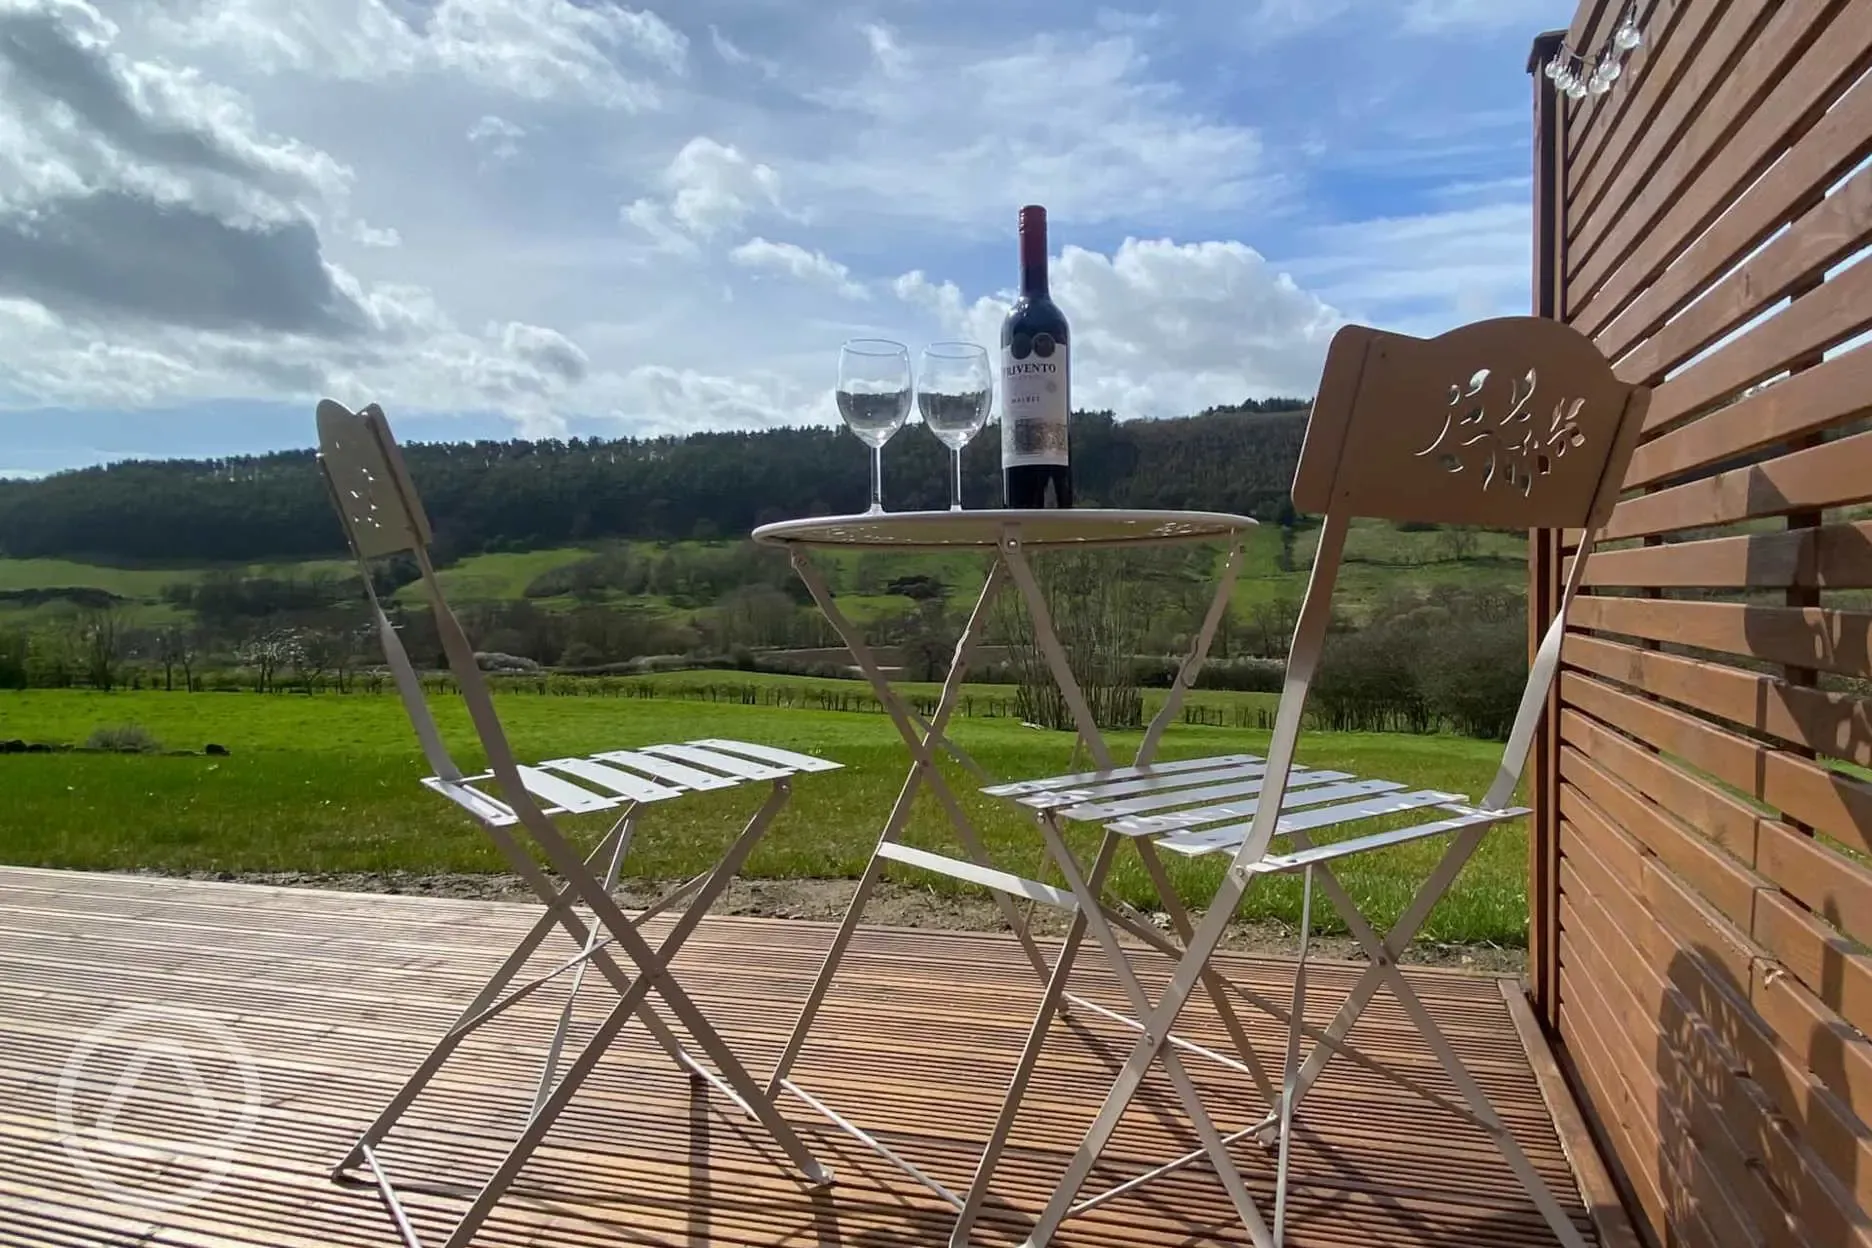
left=1544, top=1, right=1647, bottom=99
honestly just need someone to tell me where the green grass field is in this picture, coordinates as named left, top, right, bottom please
left=0, top=520, right=1532, bottom=631
left=0, top=687, right=1529, bottom=945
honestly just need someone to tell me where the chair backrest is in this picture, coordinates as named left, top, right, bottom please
left=314, top=399, right=515, bottom=792
left=315, top=399, right=435, bottom=561
left=1233, top=317, right=1649, bottom=866
left=1292, top=316, right=1648, bottom=534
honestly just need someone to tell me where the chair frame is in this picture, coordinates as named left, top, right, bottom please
left=976, top=317, right=1649, bottom=1248
left=312, top=400, right=838, bottom=1248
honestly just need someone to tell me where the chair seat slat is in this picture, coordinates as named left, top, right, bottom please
left=1155, top=787, right=1465, bottom=857
left=980, top=753, right=1262, bottom=798
left=1104, top=772, right=1371, bottom=835
left=641, top=743, right=792, bottom=781
left=691, top=739, right=844, bottom=773
left=592, top=750, right=743, bottom=791
left=1242, top=805, right=1525, bottom=875
left=1061, top=769, right=1380, bottom=823
left=516, top=766, right=620, bottom=815
left=541, top=758, right=686, bottom=803
left=1018, top=761, right=1271, bottom=810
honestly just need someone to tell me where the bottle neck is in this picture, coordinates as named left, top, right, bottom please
left=1019, top=207, right=1049, bottom=297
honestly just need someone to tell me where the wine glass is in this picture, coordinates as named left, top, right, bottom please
left=917, top=342, right=993, bottom=511
left=837, top=338, right=913, bottom=515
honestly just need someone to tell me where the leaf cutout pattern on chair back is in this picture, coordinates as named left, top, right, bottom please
left=314, top=399, right=434, bottom=560
left=1291, top=317, right=1648, bottom=532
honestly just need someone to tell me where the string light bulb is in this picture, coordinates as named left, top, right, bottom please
left=1546, top=1, right=1651, bottom=102
left=1614, top=10, right=1643, bottom=50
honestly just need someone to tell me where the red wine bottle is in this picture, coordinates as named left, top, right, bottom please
left=1000, top=204, right=1072, bottom=508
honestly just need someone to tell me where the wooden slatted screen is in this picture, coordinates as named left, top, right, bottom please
left=1528, top=2, right=1872, bottom=1245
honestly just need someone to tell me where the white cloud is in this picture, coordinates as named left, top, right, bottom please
left=466, top=114, right=525, bottom=164
left=730, top=238, right=865, bottom=299
left=1292, top=202, right=1532, bottom=335
left=898, top=237, right=1344, bottom=417
left=155, top=0, right=687, bottom=108
left=0, top=0, right=1542, bottom=463
left=622, top=136, right=785, bottom=252
left=348, top=219, right=401, bottom=247
left=791, top=32, right=1274, bottom=232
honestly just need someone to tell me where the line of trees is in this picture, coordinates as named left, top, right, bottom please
left=0, top=402, right=1311, bottom=566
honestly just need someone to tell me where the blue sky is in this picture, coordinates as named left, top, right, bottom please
left=0, top=0, right=1570, bottom=475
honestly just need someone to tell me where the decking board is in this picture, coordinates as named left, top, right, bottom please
left=0, top=867, right=1602, bottom=1247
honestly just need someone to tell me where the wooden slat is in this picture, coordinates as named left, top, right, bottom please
left=1557, top=944, right=1790, bottom=1248
left=1563, top=798, right=1872, bottom=1241
left=1566, top=0, right=1773, bottom=252
left=1556, top=955, right=1762, bottom=1248
left=1575, top=520, right=1872, bottom=589
left=1590, top=56, right=1872, bottom=361
left=1614, top=163, right=1872, bottom=387
left=1558, top=821, right=1785, bottom=1247
left=1560, top=0, right=1631, bottom=162
left=1562, top=631, right=1872, bottom=768
left=1568, top=0, right=1871, bottom=313
left=1560, top=706, right=1872, bottom=952
left=1559, top=666, right=1872, bottom=854
left=1563, top=727, right=1872, bottom=1052
left=1549, top=998, right=1675, bottom=1245
left=1600, top=423, right=1872, bottom=541
left=1559, top=744, right=1765, bottom=929
left=1503, top=982, right=1649, bottom=1248
left=1636, top=256, right=1872, bottom=439
left=0, top=866, right=1603, bottom=1248
left=1570, top=594, right=1872, bottom=685
left=1566, top=0, right=1692, bottom=174
left=1622, top=341, right=1872, bottom=492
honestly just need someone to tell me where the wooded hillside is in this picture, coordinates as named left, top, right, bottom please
left=0, top=402, right=1310, bottom=564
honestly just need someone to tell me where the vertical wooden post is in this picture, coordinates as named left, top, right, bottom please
left=1525, top=28, right=1567, bottom=1033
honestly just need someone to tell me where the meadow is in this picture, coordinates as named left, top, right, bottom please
left=0, top=684, right=1530, bottom=946
left=0, top=518, right=1533, bottom=630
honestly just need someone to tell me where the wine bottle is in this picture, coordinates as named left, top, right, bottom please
left=1000, top=204, right=1072, bottom=508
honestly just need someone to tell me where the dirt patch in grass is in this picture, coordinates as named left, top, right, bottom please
left=156, top=869, right=1526, bottom=975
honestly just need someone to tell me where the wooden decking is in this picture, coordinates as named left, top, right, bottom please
left=0, top=867, right=1624, bottom=1247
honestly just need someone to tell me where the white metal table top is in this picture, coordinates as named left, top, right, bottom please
left=751, top=507, right=1258, bottom=551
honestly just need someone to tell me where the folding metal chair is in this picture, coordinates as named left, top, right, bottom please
left=312, top=400, right=841, bottom=1248
left=970, top=316, right=1649, bottom=1248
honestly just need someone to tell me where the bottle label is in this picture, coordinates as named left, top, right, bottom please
left=1001, top=336, right=1069, bottom=467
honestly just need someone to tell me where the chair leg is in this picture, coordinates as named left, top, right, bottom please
left=532, top=809, right=636, bottom=1115
left=1025, top=822, right=1272, bottom=1248
left=1019, top=866, right=1254, bottom=1246
left=1272, top=865, right=1315, bottom=1247
left=1279, top=824, right=1487, bottom=1119
left=333, top=820, right=633, bottom=1178
left=1135, top=839, right=1280, bottom=1107
left=1319, top=858, right=1591, bottom=1248
left=949, top=833, right=1117, bottom=1248
left=494, top=787, right=833, bottom=1185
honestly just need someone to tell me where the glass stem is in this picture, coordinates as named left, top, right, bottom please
left=950, top=448, right=963, bottom=511
left=869, top=445, right=883, bottom=514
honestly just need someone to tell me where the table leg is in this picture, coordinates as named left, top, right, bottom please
left=769, top=557, right=1050, bottom=1104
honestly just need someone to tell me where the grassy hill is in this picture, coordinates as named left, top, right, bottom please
left=0, top=519, right=1530, bottom=633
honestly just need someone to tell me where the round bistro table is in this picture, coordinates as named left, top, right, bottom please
left=749, top=507, right=1260, bottom=1228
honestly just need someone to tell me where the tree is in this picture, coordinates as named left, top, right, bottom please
left=997, top=550, right=1144, bottom=733
left=79, top=608, right=122, bottom=691
left=155, top=626, right=197, bottom=692
left=1439, top=526, right=1480, bottom=562
left=236, top=630, right=300, bottom=693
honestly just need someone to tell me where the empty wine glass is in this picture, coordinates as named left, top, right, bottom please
left=837, top=338, right=913, bottom=515
left=917, top=342, right=993, bottom=511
